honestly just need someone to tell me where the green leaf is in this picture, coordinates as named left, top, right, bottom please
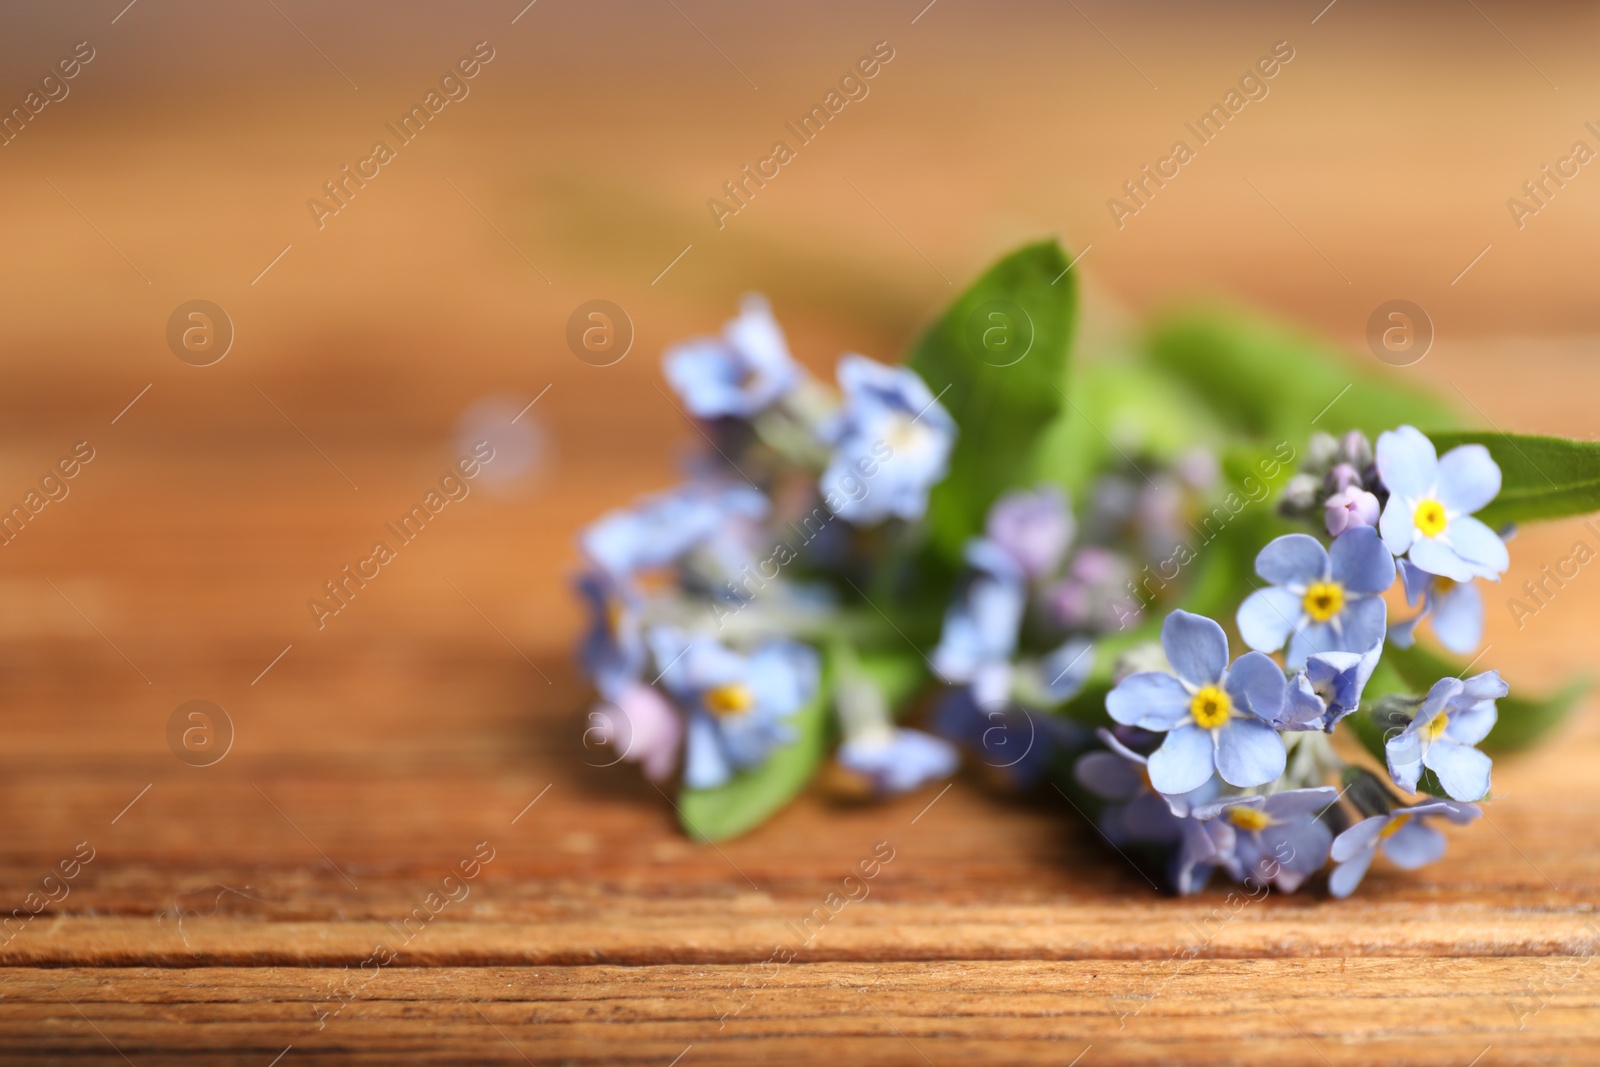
left=857, top=648, right=928, bottom=716
left=676, top=651, right=832, bottom=842
left=1427, top=431, right=1600, bottom=526
left=1145, top=305, right=1460, bottom=443
left=1382, top=641, right=1588, bottom=755
left=909, top=240, right=1079, bottom=563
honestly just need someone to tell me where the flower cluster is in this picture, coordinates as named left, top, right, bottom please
left=1074, top=425, right=1511, bottom=896
left=577, top=297, right=960, bottom=797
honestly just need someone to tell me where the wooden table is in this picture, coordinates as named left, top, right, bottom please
left=2, top=2, right=1598, bottom=1062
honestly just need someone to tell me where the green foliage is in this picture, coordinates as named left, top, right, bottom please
left=910, top=240, right=1079, bottom=564
left=1428, top=431, right=1600, bottom=526
left=1145, top=305, right=1460, bottom=443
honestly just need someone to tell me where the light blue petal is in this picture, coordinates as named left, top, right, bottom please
left=1379, top=495, right=1416, bottom=556
left=1279, top=674, right=1328, bottom=730
left=1398, top=559, right=1432, bottom=605
left=1262, top=817, right=1333, bottom=877
left=1161, top=610, right=1229, bottom=687
left=1444, top=699, right=1498, bottom=747
left=1459, top=670, right=1509, bottom=704
left=1260, top=785, right=1340, bottom=820
left=1444, top=515, right=1510, bottom=578
left=1106, top=672, right=1192, bottom=730
left=1237, top=587, right=1302, bottom=654
left=1329, top=850, right=1376, bottom=898
left=1287, top=621, right=1339, bottom=669
left=1340, top=596, right=1388, bottom=656
left=1386, top=727, right=1425, bottom=793
left=1382, top=816, right=1448, bottom=869
left=1388, top=611, right=1422, bottom=649
left=1424, top=742, right=1492, bottom=801
left=1039, top=639, right=1095, bottom=702
left=1330, top=815, right=1387, bottom=863
left=1431, top=580, right=1483, bottom=654
left=1328, top=525, right=1396, bottom=594
left=1376, top=425, right=1438, bottom=500
left=1224, top=651, right=1287, bottom=722
left=1146, top=724, right=1216, bottom=794
left=1435, top=443, right=1501, bottom=516
left=1255, top=533, right=1328, bottom=587
left=1408, top=535, right=1477, bottom=583
left=1213, top=718, right=1285, bottom=788
left=682, top=714, right=732, bottom=789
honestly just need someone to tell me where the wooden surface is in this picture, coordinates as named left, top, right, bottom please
left=3, top=1, right=1600, bottom=1062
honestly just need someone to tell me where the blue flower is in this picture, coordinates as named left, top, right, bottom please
left=1328, top=799, right=1480, bottom=897
left=649, top=628, right=820, bottom=790
left=1074, top=729, right=1218, bottom=847
left=1237, top=528, right=1395, bottom=669
left=663, top=295, right=800, bottom=419
left=837, top=728, right=959, bottom=796
left=984, top=485, right=1073, bottom=578
left=577, top=572, right=645, bottom=697
left=931, top=539, right=1027, bottom=706
left=1194, top=787, right=1340, bottom=893
left=1106, top=611, right=1288, bottom=794
left=1386, top=670, right=1506, bottom=801
left=819, top=355, right=955, bottom=525
left=1389, top=559, right=1483, bottom=656
left=1280, top=641, right=1383, bottom=732
left=1173, top=817, right=1227, bottom=896
left=580, top=481, right=767, bottom=577
left=1376, top=425, right=1509, bottom=582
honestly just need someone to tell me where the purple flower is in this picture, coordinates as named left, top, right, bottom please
left=837, top=728, right=959, bottom=796
left=1236, top=527, right=1395, bottom=669
left=1106, top=611, right=1287, bottom=794
left=1325, top=485, right=1380, bottom=537
left=1280, top=641, right=1384, bottom=732
left=1385, top=670, right=1506, bottom=801
left=586, top=682, right=684, bottom=782
left=1328, top=799, right=1480, bottom=897
left=1389, top=559, right=1483, bottom=656
left=985, top=485, right=1074, bottom=579
left=1074, top=729, right=1218, bottom=847
left=1376, top=425, right=1508, bottom=582
left=663, top=295, right=800, bottom=419
left=1194, top=787, right=1339, bottom=893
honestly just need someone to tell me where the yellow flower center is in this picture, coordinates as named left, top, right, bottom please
left=1228, top=807, right=1273, bottom=832
left=1379, top=813, right=1411, bottom=839
left=1433, top=576, right=1457, bottom=596
left=1424, top=713, right=1450, bottom=741
left=1302, top=580, right=1345, bottom=623
left=1413, top=498, right=1448, bottom=538
left=704, top=683, right=754, bottom=717
left=1190, top=686, right=1232, bottom=730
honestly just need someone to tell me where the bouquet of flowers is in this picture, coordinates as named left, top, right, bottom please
left=575, top=240, right=1594, bottom=895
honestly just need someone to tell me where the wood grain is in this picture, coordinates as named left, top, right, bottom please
left=3, top=1, right=1600, bottom=1062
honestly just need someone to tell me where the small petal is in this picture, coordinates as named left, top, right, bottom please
left=1213, top=718, right=1286, bottom=788
left=1408, top=535, right=1478, bottom=583
left=1398, top=559, right=1433, bottom=606
left=1224, top=651, right=1287, bottom=722
left=1329, top=849, right=1376, bottom=898
left=1444, top=699, right=1498, bottom=748
left=1382, top=817, right=1448, bottom=869
left=1431, top=580, right=1484, bottom=654
left=1424, top=742, right=1492, bottom=801
left=1237, top=587, right=1302, bottom=654
left=1160, top=611, right=1229, bottom=688
left=1074, top=751, right=1142, bottom=801
left=1147, top=725, right=1217, bottom=794
left=1435, top=443, right=1501, bottom=516
left=1255, top=533, right=1329, bottom=587
left=1328, top=525, right=1396, bottom=594
left=1106, top=672, right=1193, bottom=730
left=1379, top=495, right=1417, bottom=556
left=1339, top=595, right=1389, bottom=656
left=1376, top=425, right=1438, bottom=500
left=1445, top=515, right=1511, bottom=578
left=1330, top=815, right=1387, bottom=863
left=682, top=715, right=732, bottom=789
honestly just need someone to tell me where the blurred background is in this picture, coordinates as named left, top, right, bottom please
left=1, top=0, right=1597, bottom=916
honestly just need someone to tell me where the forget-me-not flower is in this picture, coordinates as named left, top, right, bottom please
left=1328, top=798, right=1480, bottom=897
left=581, top=481, right=767, bottom=577
left=931, top=539, right=1027, bottom=707
left=1195, top=787, right=1339, bottom=893
left=1237, top=527, right=1395, bottom=669
left=837, top=728, right=960, bottom=796
left=649, top=627, right=820, bottom=790
left=663, top=294, right=800, bottom=419
left=1106, top=610, right=1288, bottom=794
left=819, top=355, right=955, bottom=525
left=1075, top=729, right=1218, bottom=847
left=1385, top=670, right=1506, bottom=801
left=577, top=572, right=646, bottom=698
left=1280, top=641, right=1384, bottom=732
left=1389, top=558, right=1484, bottom=655
left=1376, top=425, right=1509, bottom=582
